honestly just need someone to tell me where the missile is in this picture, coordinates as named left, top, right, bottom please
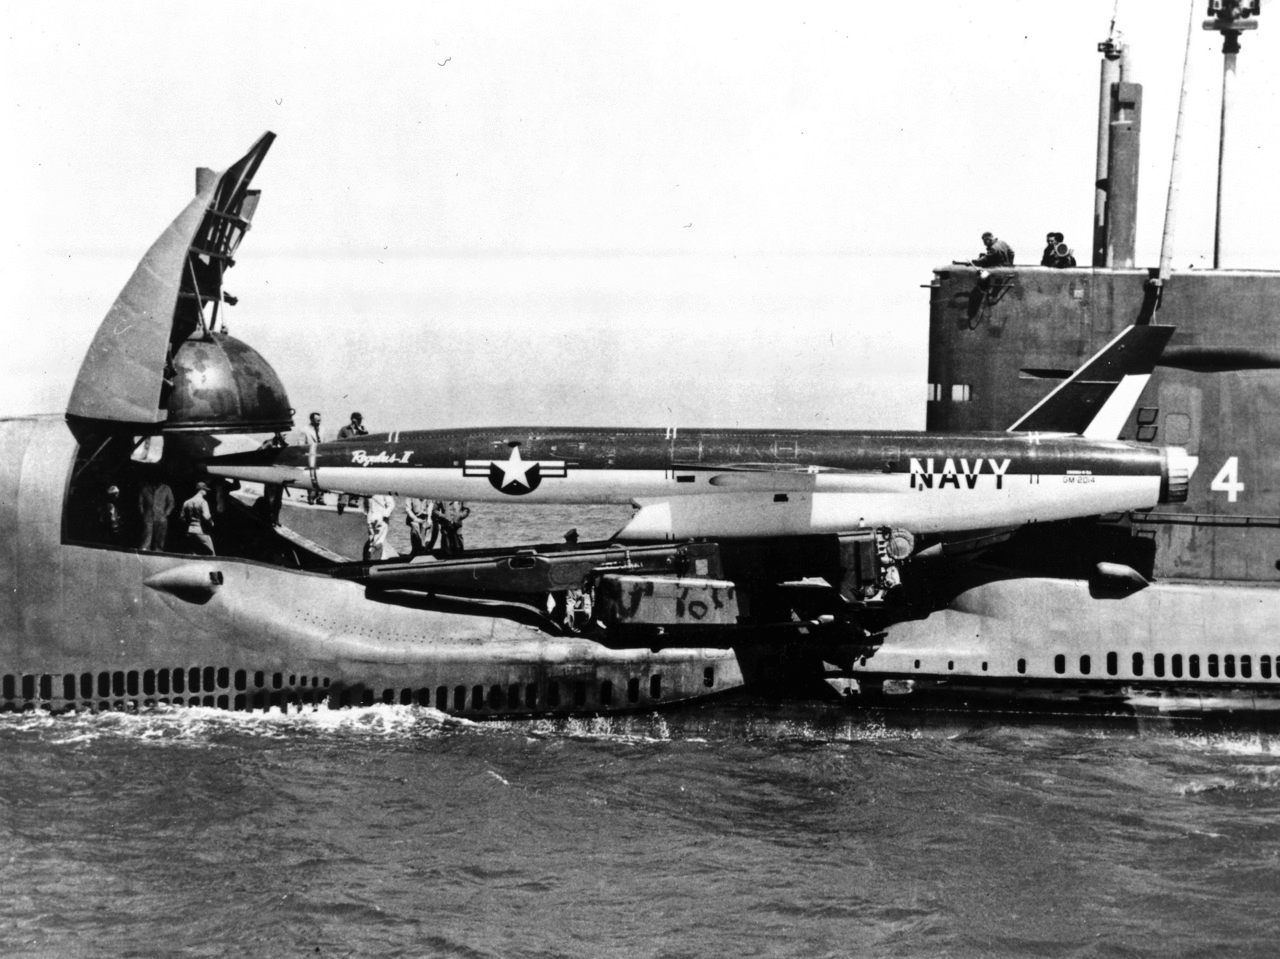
left=208, top=325, right=1189, bottom=541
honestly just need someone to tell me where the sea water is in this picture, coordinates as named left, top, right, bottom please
left=5, top=507, right=1280, bottom=957
left=4, top=704, right=1280, bottom=957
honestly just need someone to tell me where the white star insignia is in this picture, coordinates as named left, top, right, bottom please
left=495, top=446, right=535, bottom=489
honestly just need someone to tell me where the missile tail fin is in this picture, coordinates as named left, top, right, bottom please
left=1007, top=324, right=1175, bottom=438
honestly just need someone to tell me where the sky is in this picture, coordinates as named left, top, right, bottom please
left=3, top=1, right=1279, bottom=433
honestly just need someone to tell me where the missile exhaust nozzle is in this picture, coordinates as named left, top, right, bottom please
left=1160, top=447, right=1192, bottom=504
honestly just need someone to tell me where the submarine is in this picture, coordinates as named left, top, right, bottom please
left=8, top=6, right=1279, bottom=721
left=7, top=129, right=1176, bottom=720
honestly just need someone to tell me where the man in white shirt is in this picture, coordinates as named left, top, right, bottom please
left=364, top=493, right=396, bottom=561
left=300, top=412, right=326, bottom=505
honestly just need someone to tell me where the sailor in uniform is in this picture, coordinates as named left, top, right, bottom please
left=180, top=482, right=215, bottom=555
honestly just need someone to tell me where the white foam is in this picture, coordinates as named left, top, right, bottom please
left=1173, top=730, right=1280, bottom=758
left=0, top=702, right=473, bottom=746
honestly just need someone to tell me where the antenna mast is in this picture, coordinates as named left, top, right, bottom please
left=1094, top=4, right=1129, bottom=268
left=1204, top=0, right=1261, bottom=269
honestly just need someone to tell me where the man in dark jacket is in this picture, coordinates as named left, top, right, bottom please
left=337, top=411, right=368, bottom=441
left=138, top=478, right=175, bottom=551
left=336, top=412, right=369, bottom=511
left=1040, top=232, right=1077, bottom=268
left=976, top=231, right=1015, bottom=266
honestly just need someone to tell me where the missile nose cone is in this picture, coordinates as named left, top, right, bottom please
left=204, top=441, right=308, bottom=485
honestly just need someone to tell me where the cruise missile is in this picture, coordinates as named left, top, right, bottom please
left=208, top=324, right=1192, bottom=542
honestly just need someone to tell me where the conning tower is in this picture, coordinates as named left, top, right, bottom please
left=927, top=9, right=1280, bottom=583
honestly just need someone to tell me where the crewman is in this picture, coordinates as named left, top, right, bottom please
left=100, top=485, right=125, bottom=546
left=550, top=531, right=581, bottom=631
left=430, top=500, right=449, bottom=554
left=564, top=586, right=590, bottom=631
left=404, top=496, right=433, bottom=557
left=301, top=411, right=323, bottom=445
left=138, top=477, right=175, bottom=551
left=363, top=493, right=396, bottom=561
left=337, top=411, right=368, bottom=441
left=180, top=482, right=215, bottom=555
left=257, top=433, right=287, bottom=525
left=300, top=412, right=326, bottom=506
left=1040, top=232, right=1058, bottom=266
left=976, top=232, right=1015, bottom=267
left=439, top=501, right=471, bottom=557
left=552, top=582, right=591, bottom=632
left=1040, top=232, right=1077, bottom=268
left=336, top=412, right=369, bottom=512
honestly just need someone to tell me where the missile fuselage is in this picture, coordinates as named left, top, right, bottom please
left=209, top=428, right=1188, bottom=541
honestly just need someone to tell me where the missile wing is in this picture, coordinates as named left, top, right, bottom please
left=207, top=324, right=1188, bottom=541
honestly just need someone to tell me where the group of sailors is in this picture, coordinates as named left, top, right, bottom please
left=298, top=410, right=364, bottom=507
left=95, top=409, right=476, bottom=562
left=99, top=477, right=226, bottom=556
left=295, top=409, right=474, bottom=562
left=361, top=493, right=471, bottom=562
left=404, top=498, right=469, bottom=559
left=92, top=412, right=601, bottom=632
left=971, top=230, right=1078, bottom=268
left=104, top=475, right=474, bottom=563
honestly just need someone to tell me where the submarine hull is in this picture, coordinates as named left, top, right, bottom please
left=834, top=573, right=1280, bottom=717
left=0, top=416, right=743, bottom=715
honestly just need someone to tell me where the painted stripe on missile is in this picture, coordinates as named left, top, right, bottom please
left=1081, top=374, right=1151, bottom=440
left=462, top=460, right=567, bottom=477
